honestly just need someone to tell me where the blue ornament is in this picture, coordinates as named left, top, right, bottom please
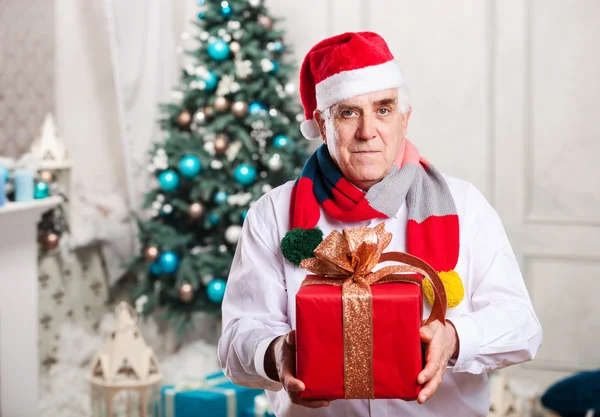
left=207, top=39, right=231, bottom=61
left=273, top=135, right=289, bottom=148
left=234, top=164, right=257, bottom=186
left=158, top=251, right=179, bottom=274
left=199, top=71, right=218, bottom=92
left=158, top=170, right=180, bottom=192
left=214, top=191, right=228, bottom=204
left=241, top=210, right=248, bottom=221
left=220, top=2, right=233, bottom=18
left=209, top=213, right=220, bottom=225
left=207, top=278, right=226, bottom=303
left=197, top=11, right=205, bottom=19
left=150, top=262, right=162, bottom=275
left=196, top=0, right=205, bottom=5
left=178, top=155, right=202, bottom=178
left=272, top=41, right=283, bottom=52
left=34, top=181, right=49, bottom=199
left=248, top=102, right=268, bottom=115
left=270, top=61, right=279, bottom=74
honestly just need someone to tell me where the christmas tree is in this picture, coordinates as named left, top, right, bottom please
left=129, top=0, right=309, bottom=329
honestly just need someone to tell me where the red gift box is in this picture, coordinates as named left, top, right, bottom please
left=295, top=225, right=446, bottom=401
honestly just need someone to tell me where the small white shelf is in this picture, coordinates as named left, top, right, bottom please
left=0, top=196, right=63, bottom=216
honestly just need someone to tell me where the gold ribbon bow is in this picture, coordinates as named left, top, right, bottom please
left=299, top=223, right=446, bottom=399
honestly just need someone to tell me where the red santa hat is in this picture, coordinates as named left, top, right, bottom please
left=299, top=32, right=407, bottom=140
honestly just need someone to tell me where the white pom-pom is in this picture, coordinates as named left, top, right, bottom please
left=300, top=119, right=321, bottom=140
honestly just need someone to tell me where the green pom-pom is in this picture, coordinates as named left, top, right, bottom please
left=281, top=227, right=323, bottom=266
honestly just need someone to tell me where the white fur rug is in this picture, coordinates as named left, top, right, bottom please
left=39, top=312, right=221, bottom=417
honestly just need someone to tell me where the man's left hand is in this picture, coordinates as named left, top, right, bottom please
left=417, top=320, right=459, bottom=404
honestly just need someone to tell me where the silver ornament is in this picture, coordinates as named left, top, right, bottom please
left=211, top=160, right=224, bottom=170
left=268, top=154, right=283, bottom=171
left=162, top=204, right=173, bottom=214
left=269, top=108, right=278, bottom=117
left=194, top=109, right=206, bottom=124
left=230, top=42, right=241, bottom=54
left=261, top=184, right=272, bottom=193
left=296, top=113, right=305, bottom=123
left=225, top=225, right=242, bottom=244
left=285, top=83, right=296, bottom=94
left=219, top=245, right=228, bottom=253
left=249, top=0, right=261, bottom=6
left=260, top=171, right=267, bottom=178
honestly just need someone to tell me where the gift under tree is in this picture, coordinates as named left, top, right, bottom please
left=128, top=0, right=309, bottom=328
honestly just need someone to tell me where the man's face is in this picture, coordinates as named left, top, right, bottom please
left=314, top=88, right=411, bottom=191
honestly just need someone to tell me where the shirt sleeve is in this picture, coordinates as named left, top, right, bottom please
left=446, top=185, right=543, bottom=374
left=218, top=200, right=288, bottom=391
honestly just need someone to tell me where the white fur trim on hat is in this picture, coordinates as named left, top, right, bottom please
left=300, top=119, right=321, bottom=140
left=315, top=60, right=406, bottom=111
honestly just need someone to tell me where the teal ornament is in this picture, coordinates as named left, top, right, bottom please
left=273, top=135, right=289, bottom=148
left=178, top=155, right=202, bottom=178
left=248, top=102, right=268, bottom=115
left=199, top=71, right=218, bottom=92
left=270, top=60, right=280, bottom=74
left=207, top=39, right=231, bottom=61
left=158, top=251, right=179, bottom=274
left=220, top=2, right=233, bottom=18
left=234, top=164, right=257, bottom=186
left=209, top=213, right=220, bottom=225
left=272, top=41, right=283, bottom=52
left=241, top=210, right=248, bottom=221
left=158, top=170, right=179, bottom=191
left=150, top=262, right=162, bottom=275
left=34, top=181, right=50, bottom=199
left=196, top=0, right=205, bottom=4
left=214, top=191, right=228, bottom=204
left=207, top=278, right=226, bottom=303
left=197, top=11, right=205, bottom=19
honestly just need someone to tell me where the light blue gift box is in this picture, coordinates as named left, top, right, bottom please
left=161, top=371, right=264, bottom=417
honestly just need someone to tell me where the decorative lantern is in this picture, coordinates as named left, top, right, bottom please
left=88, top=302, right=162, bottom=417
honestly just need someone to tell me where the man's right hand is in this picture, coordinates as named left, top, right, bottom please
left=264, top=330, right=331, bottom=408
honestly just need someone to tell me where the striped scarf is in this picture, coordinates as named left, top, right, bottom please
left=283, top=139, right=464, bottom=307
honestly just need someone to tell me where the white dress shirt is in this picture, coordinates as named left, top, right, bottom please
left=218, top=174, right=543, bottom=417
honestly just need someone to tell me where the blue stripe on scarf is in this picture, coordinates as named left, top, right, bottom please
left=297, top=145, right=344, bottom=205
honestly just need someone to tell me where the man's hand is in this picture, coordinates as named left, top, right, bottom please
left=417, top=320, right=459, bottom=404
left=264, top=330, right=330, bottom=408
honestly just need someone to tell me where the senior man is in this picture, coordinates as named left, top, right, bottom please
left=218, top=31, right=542, bottom=417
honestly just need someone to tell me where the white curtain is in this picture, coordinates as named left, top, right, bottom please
left=54, top=0, right=178, bottom=285
left=103, top=0, right=179, bottom=241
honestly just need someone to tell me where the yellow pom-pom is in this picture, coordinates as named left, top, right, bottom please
left=423, top=270, right=464, bottom=308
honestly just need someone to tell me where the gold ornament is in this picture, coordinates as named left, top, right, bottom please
left=188, top=202, right=205, bottom=219
left=258, top=15, right=273, bottom=29
left=231, top=101, right=248, bottom=117
left=40, top=170, right=54, bottom=183
left=179, top=283, right=194, bottom=302
left=214, top=96, right=230, bottom=112
left=144, top=246, right=159, bottom=262
left=203, top=106, right=214, bottom=118
left=177, top=109, right=192, bottom=127
left=214, top=135, right=229, bottom=155
left=43, top=233, right=59, bottom=250
left=230, top=42, right=241, bottom=54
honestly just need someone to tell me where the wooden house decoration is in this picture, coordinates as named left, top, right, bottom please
left=88, top=302, right=162, bottom=417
